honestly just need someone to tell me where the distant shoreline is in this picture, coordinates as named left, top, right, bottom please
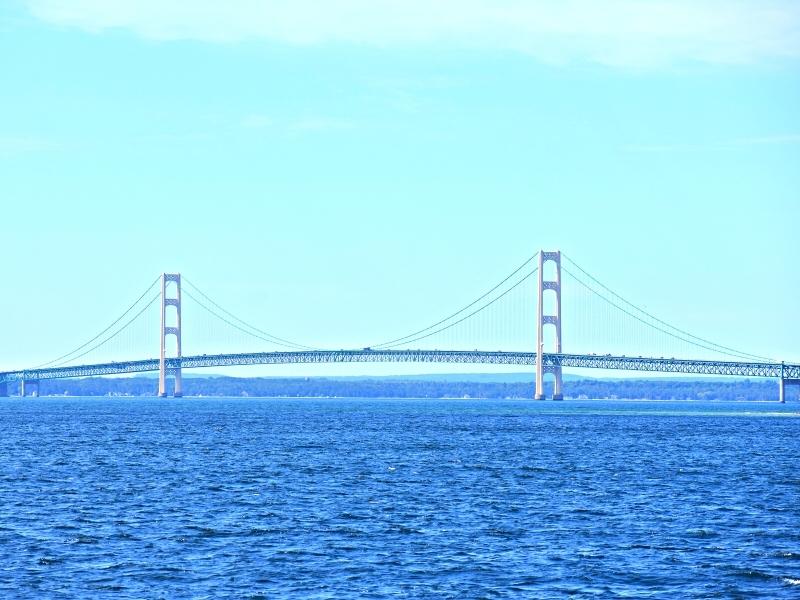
left=7, top=396, right=794, bottom=403
left=3, top=375, right=794, bottom=402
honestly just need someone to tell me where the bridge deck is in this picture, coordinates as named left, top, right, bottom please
left=2, top=350, right=799, bottom=383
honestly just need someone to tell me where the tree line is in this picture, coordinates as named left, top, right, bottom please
left=10, top=376, right=796, bottom=401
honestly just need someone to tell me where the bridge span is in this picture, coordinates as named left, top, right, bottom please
left=3, top=251, right=797, bottom=401
left=2, top=350, right=799, bottom=400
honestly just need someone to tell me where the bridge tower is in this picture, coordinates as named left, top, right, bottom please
left=158, top=273, right=183, bottom=398
left=535, top=250, right=563, bottom=400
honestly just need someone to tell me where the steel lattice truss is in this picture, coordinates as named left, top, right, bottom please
left=2, top=350, right=799, bottom=383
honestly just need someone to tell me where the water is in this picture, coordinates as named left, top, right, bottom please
left=1, top=398, right=798, bottom=598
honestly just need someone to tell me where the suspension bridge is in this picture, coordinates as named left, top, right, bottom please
left=2, top=251, right=798, bottom=401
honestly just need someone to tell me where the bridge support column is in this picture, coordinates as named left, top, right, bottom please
left=21, top=380, right=39, bottom=397
left=0, top=382, right=7, bottom=397
left=783, top=379, right=800, bottom=403
left=158, top=273, right=183, bottom=398
left=779, top=378, right=785, bottom=404
left=535, top=250, right=563, bottom=400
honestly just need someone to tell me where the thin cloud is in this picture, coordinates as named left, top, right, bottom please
left=239, top=115, right=355, bottom=133
left=241, top=114, right=274, bottom=129
left=26, top=0, right=800, bottom=67
left=623, top=143, right=709, bottom=154
left=0, top=135, right=57, bottom=156
left=734, top=134, right=800, bottom=145
left=624, top=134, right=800, bottom=153
left=290, top=117, right=355, bottom=132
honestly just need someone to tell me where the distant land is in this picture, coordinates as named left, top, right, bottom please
left=5, top=375, right=796, bottom=401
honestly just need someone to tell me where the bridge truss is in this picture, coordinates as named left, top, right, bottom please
left=2, top=349, right=798, bottom=398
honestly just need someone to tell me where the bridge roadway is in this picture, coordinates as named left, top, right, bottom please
left=2, top=350, right=799, bottom=383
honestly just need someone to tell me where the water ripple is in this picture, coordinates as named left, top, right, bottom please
left=0, top=398, right=798, bottom=598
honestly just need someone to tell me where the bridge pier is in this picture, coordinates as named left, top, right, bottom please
left=777, top=362, right=800, bottom=403
left=0, top=381, right=7, bottom=397
left=21, top=380, right=39, bottom=397
left=781, top=378, right=800, bottom=403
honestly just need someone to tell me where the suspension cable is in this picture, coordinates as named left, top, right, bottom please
left=373, top=252, right=540, bottom=349
left=379, top=268, right=538, bottom=349
left=562, top=266, right=772, bottom=362
left=182, top=288, right=317, bottom=351
left=562, top=254, right=772, bottom=362
left=182, top=277, right=317, bottom=350
left=34, top=275, right=162, bottom=369
left=46, top=292, right=161, bottom=368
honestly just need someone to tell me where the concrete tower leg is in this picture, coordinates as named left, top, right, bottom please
left=158, top=273, right=183, bottom=398
left=535, top=253, right=545, bottom=400
left=535, top=250, right=564, bottom=401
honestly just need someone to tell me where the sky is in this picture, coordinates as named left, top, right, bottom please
left=1, top=0, right=799, bottom=377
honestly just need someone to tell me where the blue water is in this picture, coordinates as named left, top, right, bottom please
left=1, top=398, right=798, bottom=598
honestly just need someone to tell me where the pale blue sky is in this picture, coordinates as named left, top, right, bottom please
left=2, top=1, right=798, bottom=375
